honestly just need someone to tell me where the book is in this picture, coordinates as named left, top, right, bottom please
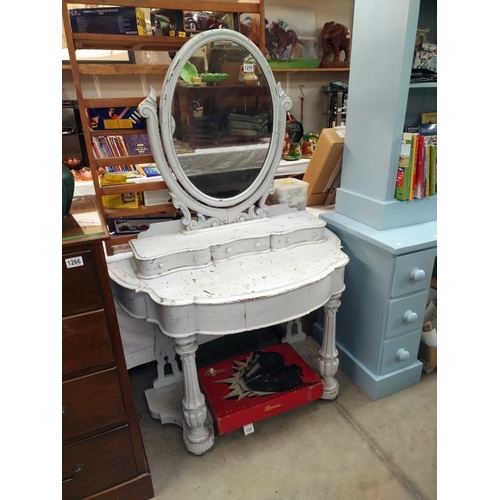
left=419, top=123, right=437, bottom=198
left=227, top=119, right=269, bottom=131
left=228, top=112, right=269, bottom=124
left=136, top=164, right=161, bottom=177
left=413, top=135, right=425, bottom=199
left=395, top=132, right=414, bottom=201
left=428, top=145, right=436, bottom=196
left=123, top=134, right=152, bottom=156
left=408, top=133, right=418, bottom=201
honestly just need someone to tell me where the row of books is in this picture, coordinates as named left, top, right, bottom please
left=91, top=133, right=152, bottom=159
left=101, top=163, right=161, bottom=178
left=395, top=123, right=437, bottom=201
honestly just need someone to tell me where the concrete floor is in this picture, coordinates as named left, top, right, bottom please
left=129, top=331, right=437, bottom=500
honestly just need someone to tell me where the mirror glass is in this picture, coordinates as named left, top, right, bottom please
left=171, top=39, right=273, bottom=199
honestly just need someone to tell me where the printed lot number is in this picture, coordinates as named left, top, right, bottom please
left=65, top=256, right=84, bottom=268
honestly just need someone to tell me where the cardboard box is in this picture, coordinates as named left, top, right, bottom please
left=418, top=342, right=437, bottom=373
left=198, top=342, right=324, bottom=435
left=143, top=189, right=171, bottom=206
left=102, top=192, right=142, bottom=210
left=70, top=7, right=147, bottom=35
left=302, top=128, right=344, bottom=206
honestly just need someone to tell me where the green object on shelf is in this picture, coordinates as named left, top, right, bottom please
left=62, top=164, right=75, bottom=218
left=180, top=61, right=199, bottom=84
left=200, top=73, right=228, bottom=83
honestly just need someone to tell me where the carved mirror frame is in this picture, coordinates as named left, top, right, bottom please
left=138, top=29, right=291, bottom=230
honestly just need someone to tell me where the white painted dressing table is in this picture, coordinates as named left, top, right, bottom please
left=107, top=30, right=349, bottom=455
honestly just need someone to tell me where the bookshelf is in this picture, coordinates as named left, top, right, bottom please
left=316, top=0, right=437, bottom=400
left=62, top=0, right=267, bottom=254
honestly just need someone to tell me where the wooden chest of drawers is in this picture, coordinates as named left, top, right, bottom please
left=62, top=203, right=154, bottom=500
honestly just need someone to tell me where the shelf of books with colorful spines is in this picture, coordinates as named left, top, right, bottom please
left=395, top=123, right=437, bottom=202
left=92, top=132, right=165, bottom=188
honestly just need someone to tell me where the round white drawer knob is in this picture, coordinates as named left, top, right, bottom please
left=403, top=310, right=418, bottom=323
left=194, top=256, right=199, bottom=262
left=313, top=232, right=318, bottom=238
left=158, top=263, right=163, bottom=268
left=255, top=242, right=262, bottom=249
left=226, top=247, right=232, bottom=254
left=286, top=237, right=291, bottom=244
left=396, top=348, right=410, bottom=361
left=410, top=268, right=426, bottom=282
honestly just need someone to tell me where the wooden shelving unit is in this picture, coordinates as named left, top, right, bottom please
left=62, top=0, right=266, bottom=254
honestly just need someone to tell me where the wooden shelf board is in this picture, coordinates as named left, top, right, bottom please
left=99, top=180, right=167, bottom=195
left=103, top=204, right=177, bottom=219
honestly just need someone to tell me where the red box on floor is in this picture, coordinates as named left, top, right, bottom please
left=198, top=342, right=324, bottom=435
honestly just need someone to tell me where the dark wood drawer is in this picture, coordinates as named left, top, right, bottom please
left=62, top=249, right=103, bottom=316
left=62, top=425, right=138, bottom=500
left=62, top=368, right=127, bottom=443
left=62, top=309, right=114, bottom=378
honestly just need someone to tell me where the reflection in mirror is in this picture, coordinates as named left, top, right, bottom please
left=171, top=39, right=272, bottom=199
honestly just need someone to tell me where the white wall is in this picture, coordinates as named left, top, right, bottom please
left=62, top=0, right=354, bottom=156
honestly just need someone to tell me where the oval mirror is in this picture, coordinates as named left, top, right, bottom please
left=139, top=29, right=291, bottom=229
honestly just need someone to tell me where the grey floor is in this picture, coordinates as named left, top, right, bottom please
left=129, top=330, right=437, bottom=500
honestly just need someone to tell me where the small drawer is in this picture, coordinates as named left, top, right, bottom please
left=380, top=330, right=422, bottom=375
left=62, top=309, right=115, bottom=377
left=271, top=226, right=325, bottom=250
left=385, top=290, right=428, bottom=339
left=62, top=368, right=127, bottom=443
left=62, top=249, right=103, bottom=316
left=62, top=425, right=137, bottom=500
left=391, top=248, right=436, bottom=298
left=211, top=236, right=270, bottom=261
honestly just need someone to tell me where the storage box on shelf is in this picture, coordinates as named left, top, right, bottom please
left=62, top=0, right=266, bottom=254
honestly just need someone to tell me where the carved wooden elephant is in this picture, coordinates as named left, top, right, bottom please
left=319, top=21, right=351, bottom=68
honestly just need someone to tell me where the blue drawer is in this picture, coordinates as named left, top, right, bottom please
left=385, top=289, right=428, bottom=339
left=391, top=248, right=436, bottom=298
left=380, top=330, right=422, bottom=375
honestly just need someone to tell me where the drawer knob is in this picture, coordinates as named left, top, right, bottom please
left=410, top=268, right=426, bottom=282
left=286, top=237, right=291, bottom=244
left=226, top=247, right=232, bottom=254
left=62, top=463, right=85, bottom=483
left=255, top=242, right=262, bottom=249
left=403, top=310, right=418, bottom=323
left=396, top=348, right=410, bottom=361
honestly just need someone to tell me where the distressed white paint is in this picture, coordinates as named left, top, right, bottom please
left=108, top=29, right=349, bottom=455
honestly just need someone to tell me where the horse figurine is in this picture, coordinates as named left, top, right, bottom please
left=319, top=21, right=351, bottom=68
left=267, top=21, right=305, bottom=62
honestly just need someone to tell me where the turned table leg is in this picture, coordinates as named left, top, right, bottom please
left=318, top=293, right=342, bottom=400
left=173, top=335, right=214, bottom=455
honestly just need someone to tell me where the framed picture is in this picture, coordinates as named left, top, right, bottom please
left=264, top=6, right=317, bottom=69
left=62, top=3, right=136, bottom=64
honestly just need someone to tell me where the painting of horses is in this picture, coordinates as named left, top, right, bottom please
left=264, top=6, right=317, bottom=69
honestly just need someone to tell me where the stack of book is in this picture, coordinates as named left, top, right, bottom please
left=395, top=123, right=437, bottom=201
left=194, top=116, right=225, bottom=139
left=91, top=134, right=151, bottom=159
left=227, top=112, right=269, bottom=138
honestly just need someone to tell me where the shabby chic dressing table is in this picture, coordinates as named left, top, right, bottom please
left=108, top=30, right=349, bottom=455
